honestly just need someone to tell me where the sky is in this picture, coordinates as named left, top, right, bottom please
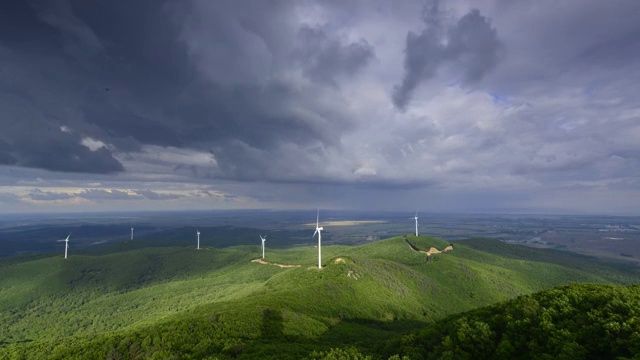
left=0, top=0, right=639, bottom=215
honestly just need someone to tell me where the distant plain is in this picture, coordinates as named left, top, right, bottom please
left=1, top=210, right=639, bottom=263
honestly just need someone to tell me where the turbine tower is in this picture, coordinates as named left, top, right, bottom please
left=260, top=235, right=266, bottom=259
left=414, top=212, right=419, bottom=237
left=312, top=210, right=323, bottom=269
left=197, top=230, right=201, bottom=250
left=58, top=233, right=71, bottom=259
left=131, top=227, right=134, bottom=240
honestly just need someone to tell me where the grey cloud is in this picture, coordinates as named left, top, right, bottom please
left=195, top=189, right=238, bottom=201
left=24, top=188, right=185, bottom=202
left=171, top=2, right=355, bottom=145
left=174, top=0, right=298, bottom=87
left=26, top=189, right=75, bottom=201
left=393, top=4, right=502, bottom=109
left=0, top=192, right=20, bottom=205
left=0, top=139, right=16, bottom=165
left=28, top=0, right=105, bottom=59
left=76, top=189, right=184, bottom=201
left=296, top=26, right=374, bottom=84
left=135, top=189, right=184, bottom=200
left=77, top=189, right=139, bottom=200
left=22, top=141, right=124, bottom=174
left=81, top=103, right=181, bottom=148
left=174, top=164, right=214, bottom=179
left=573, top=23, right=640, bottom=70
left=447, top=10, right=502, bottom=83
left=487, top=0, right=640, bottom=94
left=392, top=26, right=445, bottom=109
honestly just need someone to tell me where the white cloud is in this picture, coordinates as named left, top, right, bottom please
left=126, top=145, right=218, bottom=168
left=81, top=137, right=107, bottom=151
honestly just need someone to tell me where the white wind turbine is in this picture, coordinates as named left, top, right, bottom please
left=58, top=233, right=71, bottom=259
left=260, top=235, right=266, bottom=259
left=312, top=210, right=323, bottom=269
left=131, top=227, right=134, bottom=240
left=197, top=230, right=201, bottom=250
left=414, top=212, right=419, bottom=236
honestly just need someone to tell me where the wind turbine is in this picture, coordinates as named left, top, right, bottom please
left=313, top=210, right=323, bottom=269
left=260, top=235, right=266, bottom=259
left=131, top=227, right=134, bottom=240
left=414, top=212, right=419, bottom=237
left=197, top=230, right=201, bottom=250
left=58, top=233, right=71, bottom=259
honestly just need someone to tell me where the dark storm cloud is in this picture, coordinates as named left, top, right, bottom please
left=296, top=26, right=374, bottom=84
left=171, top=1, right=361, bottom=147
left=393, top=3, right=502, bottom=109
left=0, top=97, right=124, bottom=173
left=0, top=0, right=126, bottom=174
left=28, top=0, right=105, bottom=59
left=24, top=144, right=124, bottom=174
left=0, top=0, right=357, bottom=177
left=0, top=0, right=177, bottom=169
left=168, top=81, right=339, bottom=149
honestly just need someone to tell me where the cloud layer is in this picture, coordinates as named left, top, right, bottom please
left=0, top=0, right=639, bottom=213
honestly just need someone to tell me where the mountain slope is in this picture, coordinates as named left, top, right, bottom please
left=385, top=282, right=640, bottom=359
left=0, top=236, right=638, bottom=359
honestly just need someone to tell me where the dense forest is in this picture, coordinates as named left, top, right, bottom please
left=384, top=283, right=640, bottom=359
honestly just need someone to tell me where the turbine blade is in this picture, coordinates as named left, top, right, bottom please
left=313, top=229, right=318, bottom=238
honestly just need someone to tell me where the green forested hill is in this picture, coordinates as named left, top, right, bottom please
left=0, top=235, right=637, bottom=359
left=384, top=282, right=640, bottom=359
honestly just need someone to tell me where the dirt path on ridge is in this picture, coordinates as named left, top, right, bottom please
left=251, top=259, right=302, bottom=268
